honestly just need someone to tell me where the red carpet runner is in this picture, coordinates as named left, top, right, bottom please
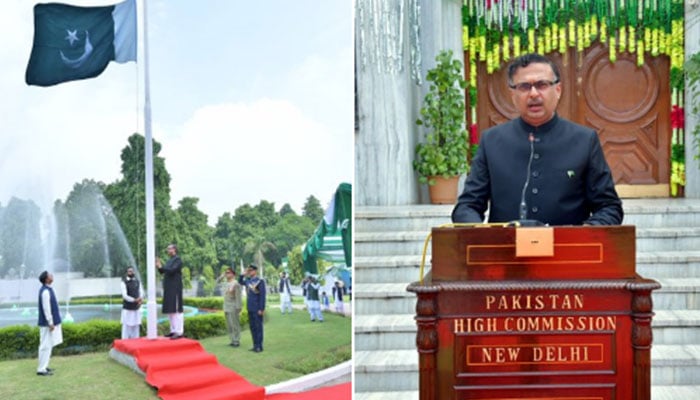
left=112, top=338, right=350, bottom=400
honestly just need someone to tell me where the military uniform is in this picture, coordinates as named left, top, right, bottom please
left=241, top=270, right=266, bottom=352
left=222, top=278, right=242, bottom=346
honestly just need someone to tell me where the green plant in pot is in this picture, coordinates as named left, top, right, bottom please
left=413, top=49, right=470, bottom=204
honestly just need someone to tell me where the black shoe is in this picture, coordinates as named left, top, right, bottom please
left=36, top=371, right=53, bottom=376
left=164, top=332, right=174, bottom=337
left=46, top=367, right=54, bottom=372
left=254, top=348, right=263, bottom=353
left=229, top=343, right=240, bottom=347
left=170, top=334, right=184, bottom=340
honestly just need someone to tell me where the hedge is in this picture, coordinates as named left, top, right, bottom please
left=0, top=310, right=249, bottom=361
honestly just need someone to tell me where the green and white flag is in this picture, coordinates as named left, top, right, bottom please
left=26, top=0, right=136, bottom=87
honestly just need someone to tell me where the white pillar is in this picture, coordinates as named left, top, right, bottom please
left=685, top=1, right=700, bottom=198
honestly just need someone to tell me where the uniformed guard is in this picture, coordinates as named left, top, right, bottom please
left=241, top=264, right=266, bottom=352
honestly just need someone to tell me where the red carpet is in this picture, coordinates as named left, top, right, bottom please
left=112, top=338, right=351, bottom=400
left=113, top=338, right=265, bottom=400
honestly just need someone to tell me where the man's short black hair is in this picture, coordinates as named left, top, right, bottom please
left=507, top=53, right=561, bottom=85
left=39, top=270, right=49, bottom=284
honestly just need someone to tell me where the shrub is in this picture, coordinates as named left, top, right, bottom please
left=0, top=312, right=242, bottom=361
left=184, top=296, right=223, bottom=310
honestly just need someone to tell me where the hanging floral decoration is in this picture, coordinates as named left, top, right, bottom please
left=462, top=0, right=686, bottom=195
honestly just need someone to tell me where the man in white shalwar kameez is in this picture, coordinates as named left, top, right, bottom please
left=37, top=271, right=63, bottom=376
left=120, top=267, right=143, bottom=339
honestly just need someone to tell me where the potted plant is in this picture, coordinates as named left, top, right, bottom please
left=413, top=49, right=470, bottom=204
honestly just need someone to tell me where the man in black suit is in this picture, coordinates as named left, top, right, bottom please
left=156, top=244, right=184, bottom=339
left=452, top=53, right=622, bottom=226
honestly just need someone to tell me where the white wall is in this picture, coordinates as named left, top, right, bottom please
left=685, top=1, right=700, bottom=198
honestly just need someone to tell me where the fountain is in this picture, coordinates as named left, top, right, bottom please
left=0, top=186, right=146, bottom=328
left=0, top=304, right=201, bottom=329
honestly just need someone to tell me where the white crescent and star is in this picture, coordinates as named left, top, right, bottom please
left=60, top=29, right=93, bottom=69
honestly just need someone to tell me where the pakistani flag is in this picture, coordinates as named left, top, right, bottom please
left=26, top=0, right=136, bottom=87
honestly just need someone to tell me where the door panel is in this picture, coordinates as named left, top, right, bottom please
left=471, top=45, right=671, bottom=197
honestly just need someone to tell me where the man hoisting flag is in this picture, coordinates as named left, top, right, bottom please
left=26, top=0, right=136, bottom=86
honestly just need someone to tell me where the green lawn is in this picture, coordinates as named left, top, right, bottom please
left=0, top=310, right=350, bottom=400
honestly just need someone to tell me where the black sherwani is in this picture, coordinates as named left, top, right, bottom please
left=158, top=255, right=183, bottom=313
left=452, top=114, right=623, bottom=226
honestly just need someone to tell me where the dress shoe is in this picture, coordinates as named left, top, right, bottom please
left=170, top=334, right=184, bottom=340
left=230, top=343, right=240, bottom=347
left=46, top=367, right=54, bottom=372
left=164, top=332, right=174, bottom=337
left=36, top=370, right=53, bottom=376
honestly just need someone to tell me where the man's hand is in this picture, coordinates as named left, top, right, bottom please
left=49, top=324, right=55, bottom=332
left=258, top=310, right=264, bottom=316
left=155, top=258, right=162, bottom=269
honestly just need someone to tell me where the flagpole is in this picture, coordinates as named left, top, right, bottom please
left=142, top=0, right=158, bottom=339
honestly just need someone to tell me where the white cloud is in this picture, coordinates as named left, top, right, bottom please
left=162, top=98, right=350, bottom=221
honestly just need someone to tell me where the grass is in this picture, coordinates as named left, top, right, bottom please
left=0, top=310, right=351, bottom=400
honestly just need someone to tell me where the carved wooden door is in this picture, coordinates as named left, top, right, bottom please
left=469, top=45, right=671, bottom=197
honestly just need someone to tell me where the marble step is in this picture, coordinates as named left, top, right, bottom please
left=356, top=205, right=451, bottom=233
left=354, top=349, right=417, bottom=392
left=356, top=199, right=700, bottom=232
left=354, top=283, right=416, bottom=315
left=355, top=313, right=416, bottom=351
left=651, top=385, right=700, bottom=399
left=354, top=345, right=700, bottom=392
left=623, top=199, right=700, bottom=228
left=652, top=344, right=700, bottom=385
left=354, top=279, right=700, bottom=316
left=653, top=278, right=700, bottom=310
left=654, top=310, right=700, bottom=345
left=637, top=251, right=700, bottom=279
left=355, top=387, right=700, bottom=399
left=637, top=227, right=700, bottom=252
left=353, top=255, right=427, bottom=284
left=355, top=310, right=700, bottom=352
left=355, top=228, right=700, bottom=257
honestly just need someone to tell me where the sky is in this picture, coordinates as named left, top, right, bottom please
left=0, top=0, right=353, bottom=224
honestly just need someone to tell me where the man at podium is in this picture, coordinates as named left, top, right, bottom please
left=452, top=53, right=622, bottom=226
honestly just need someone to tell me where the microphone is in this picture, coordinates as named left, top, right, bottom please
left=512, top=133, right=544, bottom=227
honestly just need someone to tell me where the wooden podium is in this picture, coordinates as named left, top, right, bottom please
left=406, top=225, right=661, bottom=400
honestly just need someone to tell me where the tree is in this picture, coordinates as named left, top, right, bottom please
left=0, top=197, right=43, bottom=278
left=302, top=195, right=324, bottom=223
left=243, top=233, right=276, bottom=279
left=263, top=213, right=315, bottom=267
left=213, top=212, right=237, bottom=267
left=62, top=179, right=115, bottom=277
left=279, top=203, right=296, bottom=217
left=198, top=264, right=216, bottom=296
left=182, top=266, right=192, bottom=290
left=172, top=197, right=216, bottom=276
left=103, top=133, right=178, bottom=276
left=286, top=246, right=304, bottom=285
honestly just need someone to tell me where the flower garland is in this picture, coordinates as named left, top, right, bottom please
left=462, top=0, right=686, bottom=195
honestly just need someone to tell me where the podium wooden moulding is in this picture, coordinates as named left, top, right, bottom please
left=406, top=225, right=661, bottom=400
